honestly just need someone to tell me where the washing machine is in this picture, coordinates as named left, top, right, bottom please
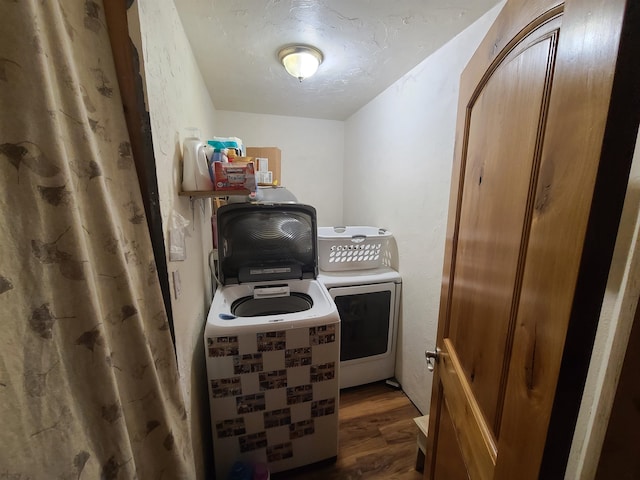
left=205, top=203, right=340, bottom=479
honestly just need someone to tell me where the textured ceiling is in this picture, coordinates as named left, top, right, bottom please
left=174, top=0, right=501, bottom=120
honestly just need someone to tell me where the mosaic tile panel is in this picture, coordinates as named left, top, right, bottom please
left=267, top=442, right=293, bottom=462
left=236, top=393, right=266, bottom=414
left=207, top=335, right=239, bottom=357
left=309, top=325, right=336, bottom=345
left=263, top=408, right=291, bottom=429
left=311, top=398, right=336, bottom=418
left=289, top=419, right=314, bottom=440
left=310, top=362, right=335, bottom=383
left=211, top=376, right=242, bottom=398
left=239, top=431, right=268, bottom=453
left=216, top=417, right=246, bottom=439
left=257, top=331, right=286, bottom=352
left=259, top=369, right=287, bottom=391
left=233, top=353, right=263, bottom=374
left=285, top=347, right=312, bottom=367
left=208, top=322, right=339, bottom=479
left=286, top=384, right=313, bottom=405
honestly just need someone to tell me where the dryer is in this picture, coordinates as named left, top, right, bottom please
left=205, top=203, right=340, bottom=479
left=316, top=226, right=401, bottom=389
left=318, top=267, right=401, bottom=389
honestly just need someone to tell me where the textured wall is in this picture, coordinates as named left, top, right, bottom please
left=343, top=2, right=506, bottom=414
left=215, top=110, right=345, bottom=227
left=132, top=0, right=217, bottom=477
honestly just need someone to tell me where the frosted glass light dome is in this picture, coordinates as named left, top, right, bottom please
left=278, top=45, right=324, bottom=81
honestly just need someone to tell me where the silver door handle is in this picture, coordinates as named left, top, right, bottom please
left=425, top=348, right=441, bottom=372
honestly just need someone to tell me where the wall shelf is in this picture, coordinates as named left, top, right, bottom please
left=179, top=189, right=251, bottom=198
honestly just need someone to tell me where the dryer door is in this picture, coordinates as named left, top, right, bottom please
left=328, top=282, right=397, bottom=363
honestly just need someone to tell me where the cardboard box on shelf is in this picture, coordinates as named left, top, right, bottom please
left=246, top=147, right=281, bottom=186
left=213, top=159, right=256, bottom=191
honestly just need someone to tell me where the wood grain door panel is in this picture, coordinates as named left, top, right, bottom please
left=433, top=395, right=469, bottom=480
left=426, top=0, right=638, bottom=478
left=439, top=339, right=496, bottom=479
left=448, top=17, right=560, bottom=435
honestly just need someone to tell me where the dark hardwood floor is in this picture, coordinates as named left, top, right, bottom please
left=275, top=381, right=424, bottom=480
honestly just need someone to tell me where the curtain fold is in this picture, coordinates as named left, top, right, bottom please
left=0, top=1, right=194, bottom=478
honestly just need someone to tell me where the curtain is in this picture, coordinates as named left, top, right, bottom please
left=0, top=1, right=195, bottom=478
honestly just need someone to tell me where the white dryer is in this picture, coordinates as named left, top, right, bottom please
left=318, top=266, right=401, bottom=389
left=205, top=203, right=340, bottom=479
left=316, top=226, right=402, bottom=389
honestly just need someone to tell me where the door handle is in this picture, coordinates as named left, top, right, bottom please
left=425, top=348, right=441, bottom=372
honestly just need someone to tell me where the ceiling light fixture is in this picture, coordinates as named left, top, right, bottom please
left=278, top=45, right=324, bottom=82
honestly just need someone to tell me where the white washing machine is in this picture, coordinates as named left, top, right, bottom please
left=316, top=227, right=402, bottom=389
left=205, top=203, right=340, bottom=479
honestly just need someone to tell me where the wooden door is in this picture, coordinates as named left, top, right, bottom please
left=425, top=0, right=640, bottom=479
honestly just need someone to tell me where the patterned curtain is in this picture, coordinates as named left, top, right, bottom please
left=0, top=1, right=195, bottom=478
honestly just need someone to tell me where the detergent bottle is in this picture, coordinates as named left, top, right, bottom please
left=181, top=128, right=214, bottom=192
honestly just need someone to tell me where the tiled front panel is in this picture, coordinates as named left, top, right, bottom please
left=206, top=322, right=340, bottom=479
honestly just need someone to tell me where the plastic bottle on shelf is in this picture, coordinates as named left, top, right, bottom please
left=181, top=127, right=214, bottom=192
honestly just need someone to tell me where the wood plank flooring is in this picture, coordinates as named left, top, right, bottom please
left=274, top=381, right=424, bottom=480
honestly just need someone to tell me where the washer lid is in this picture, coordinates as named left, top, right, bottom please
left=216, top=203, right=318, bottom=285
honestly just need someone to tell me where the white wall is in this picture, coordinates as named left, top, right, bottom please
left=133, top=0, right=217, bottom=477
left=343, top=2, right=506, bottom=414
left=215, top=111, right=344, bottom=227
left=565, top=131, right=640, bottom=479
